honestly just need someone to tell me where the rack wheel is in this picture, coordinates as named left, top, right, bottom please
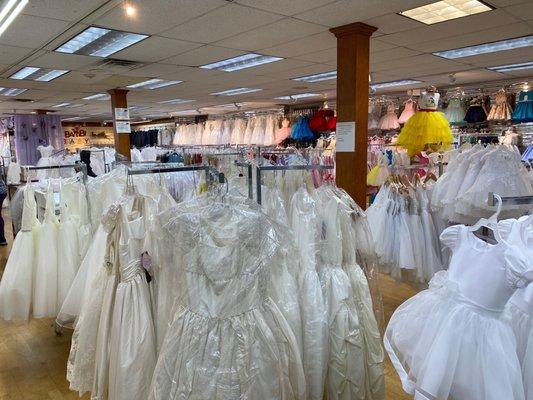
left=54, top=321, right=63, bottom=336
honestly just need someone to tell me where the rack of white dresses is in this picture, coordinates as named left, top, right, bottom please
left=77, top=148, right=109, bottom=173
left=127, top=164, right=226, bottom=185
left=22, top=163, right=88, bottom=182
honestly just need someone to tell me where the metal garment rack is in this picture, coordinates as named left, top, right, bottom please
left=127, top=164, right=226, bottom=185
left=235, top=161, right=253, bottom=199
left=255, top=164, right=334, bottom=205
left=22, top=163, right=88, bottom=182
left=488, top=192, right=533, bottom=207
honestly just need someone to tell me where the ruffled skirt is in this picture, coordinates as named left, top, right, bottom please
left=397, top=111, right=453, bottom=156
left=385, top=271, right=525, bottom=400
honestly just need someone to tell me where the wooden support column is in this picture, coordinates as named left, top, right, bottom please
left=108, top=88, right=130, bottom=160
left=330, top=22, right=377, bottom=209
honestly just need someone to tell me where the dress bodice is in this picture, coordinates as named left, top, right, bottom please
left=447, top=98, right=462, bottom=108
left=160, top=201, right=278, bottom=319
left=441, top=225, right=532, bottom=312
left=21, top=185, right=39, bottom=231
left=518, top=90, right=533, bottom=102
left=37, top=145, right=54, bottom=158
left=419, top=91, right=440, bottom=110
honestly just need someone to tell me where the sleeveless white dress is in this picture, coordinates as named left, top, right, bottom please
left=149, top=199, right=306, bottom=400
left=0, top=184, right=40, bottom=320
left=385, top=224, right=532, bottom=400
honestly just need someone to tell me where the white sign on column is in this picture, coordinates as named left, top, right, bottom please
left=336, top=121, right=355, bottom=152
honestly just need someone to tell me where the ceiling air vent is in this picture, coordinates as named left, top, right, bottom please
left=14, top=98, right=34, bottom=102
left=92, top=58, right=144, bottom=72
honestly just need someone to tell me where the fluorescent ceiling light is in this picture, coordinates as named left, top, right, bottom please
left=172, top=109, right=200, bottom=114
left=0, top=0, right=28, bottom=38
left=487, top=61, right=533, bottom=73
left=83, top=93, right=110, bottom=100
left=158, top=98, right=194, bottom=104
left=53, top=103, right=83, bottom=108
left=434, top=35, right=533, bottom=59
left=201, top=53, right=283, bottom=72
left=129, top=105, right=149, bottom=112
left=127, top=78, right=182, bottom=89
left=370, top=79, right=422, bottom=90
left=10, top=66, right=68, bottom=81
left=293, top=71, right=337, bottom=83
left=211, top=88, right=262, bottom=96
left=400, top=0, right=492, bottom=25
left=275, top=93, right=321, bottom=100
left=0, top=87, right=26, bottom=96
left=62, top=116, right=83, bottom=121
left=55, top=26, right=148, bottom=57
left=53, top=102, right=70, bottom=108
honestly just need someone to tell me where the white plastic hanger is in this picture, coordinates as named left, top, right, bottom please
left=467, top=194, right=503, bottom=241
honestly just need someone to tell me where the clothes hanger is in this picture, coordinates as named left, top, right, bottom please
left=467, top=194, right=503, bottom=236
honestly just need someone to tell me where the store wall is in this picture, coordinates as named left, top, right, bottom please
left=14, top=114, right=63, bottom=165
left=62, top=123, right=115, bottom=152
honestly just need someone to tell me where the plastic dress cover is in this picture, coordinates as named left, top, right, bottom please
left=150, top=195, right=306, bottom=400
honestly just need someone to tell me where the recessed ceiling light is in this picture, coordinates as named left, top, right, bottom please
left=201, top=53, right=283, bottom=72
left=211, top=88, right=262, bottom=96
left=83, top=93, right=110, bottom=100
left=172, top=109, right=200, bottom=115
left=53, top=102, right=83, bottom=108
left=293, top=71, right=337, bottom=83
left=0, top=87, right=27, bottom=96
left=0, top=0, right=28, bottom=38
left=370, top=79, right=422, bottom=90
left=158, top=98, right=195, bottom=104
left=55, top=26, right=148, bottom=57
left=400, top=0, right=492, bottom=25
left=487, top=61, right=533, bottom=73
left=10, top=66, right=69, bottom=82
left=129, top=105, right=150, bottom=111
left=127, top=78, right=182, bottom=89
left=275, top=93, right=321, bottom=100
left=433, top=35, right=533, bottom=59
left=62, top=116, right=83, bottom=121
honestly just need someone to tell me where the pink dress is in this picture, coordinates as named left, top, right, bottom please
left=275, top=118, right=291, bottom=144
left=399, top=100, right=417, bottom=124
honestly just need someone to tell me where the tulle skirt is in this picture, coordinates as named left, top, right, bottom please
left=378, top=114, right=400, bottom=130
left=57, top=220, right=80, bottom=311
left=513, top=101, right=533, bottom=123
left=0, top=230, right=36, bottom=321
left=464, top=105, right=486, bottom=123
left=397, top=111, right=453, bottom=156
left=444, top=106, right=466, bottom=124
left=33, top=222, right=59, bottom=318
left=149, top=298, right=306, bottom=400
left=385, top=271, right=525, bottom=400
left=487, top=103, right=512, bottom=121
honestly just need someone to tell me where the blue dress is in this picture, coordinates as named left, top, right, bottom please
left=512, top=90, right=533, bottom=123
left=291, top=117, right=315, bottom=141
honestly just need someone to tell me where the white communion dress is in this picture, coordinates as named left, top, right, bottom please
left=149, top=199, right=306, bottom=400
left=36, top=145, right=57, bottom=180
left=0, top=185, right=40, bottom=320
left=385, top=224, right=532, bottom=400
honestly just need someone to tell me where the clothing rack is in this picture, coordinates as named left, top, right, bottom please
left=127, top=164, right=226, bottom=185
left=235, top=161, right=253, bottom=199
left=77, top=148, right=109, bottom=172
left=487, top=192, right=533, bottom=207
left=22, top=163, right=88, bottom=182
left=255, top=164, right=334, bottom=204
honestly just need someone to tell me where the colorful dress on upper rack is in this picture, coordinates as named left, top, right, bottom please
left=444, top=97, right=466, bottom=124
left=291, top=116, right=315, bottom=142
left=275, top=118, right=292, bottom=144
left=384, top=223, right=532, bottom=400
left=398, top=99, right=417, bottom=124
left=512, top=90, right=533, bottom=123
left=464, top=97, right=487, bottom=123
left=379, top=103, right=400, bottom=130
left=368, top=103, right=381, bottom=130
left=397, top=89, right=453, bottom=156
left=487, top=88, right=513, bottom=121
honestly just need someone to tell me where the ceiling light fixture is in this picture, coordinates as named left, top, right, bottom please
left=211, top=87, right=262, bottom=96
left=55, top=26, right=148, bottom=57
left=158, top=98, right=194, bottom=104
left=53, top=103, right=83, bottom=108
left=83, top=93, right=110, bottom=100
left=124, top=1, right=136, bottom=17
left=201, top=53, right=283, bottom=72
left=370, top=79, right=422, bottom=90
left=0, top=87, right=26, bottom=96
left=293, top=71, right=337, bottom=83
left=434, top=35, right=533, bottom=59
left=10, top=66, right=69, bottom=81
left=275, top=93, right=321, bottom=100
left=0, top=0, right=28, bottom=37
left=61, top=116, right=83, bottom=121
left=127, top=78, right=182, bottom=89
left=399, top=0, right=492, bottom=25
left=487, top=61, right=533, bottom=73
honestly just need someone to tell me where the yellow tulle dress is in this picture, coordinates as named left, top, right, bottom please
left=397, top=90, right=453, bottom=156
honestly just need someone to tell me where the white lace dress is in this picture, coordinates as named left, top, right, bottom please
left=149, top=199, right=306, bottom=400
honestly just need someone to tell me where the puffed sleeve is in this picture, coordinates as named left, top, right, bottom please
left=439, top=225, right=462, bottom=251
left=505, top=245, right=533, bottom=289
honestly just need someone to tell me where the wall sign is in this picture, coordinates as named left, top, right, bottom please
left=336, top=121, right=355, bottom=152
left=114, top=107, right=130, bottom=121
left=115, top=121, right=131, bottom=133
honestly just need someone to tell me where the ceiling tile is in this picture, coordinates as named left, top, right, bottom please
left=364, top=13, right=424, bottom=35
left=261, top=31, right=336, bottom=57
left=488, top=0, right=531, bottom=6
left=0, top=44, right=35, bottom=66
left=161, top=45, right=245, bottom=67
left=26, top=52, right=98, bottom=70
left=234, top=0, right=337, bottom=16
left=121, top=63, right=186, bottom=78
left=370, top=47, right=421, bottom=64
left=214, top=18, right=326, bottom=51
left=161, top=3, right=282, bottom=43
left=370, top=39, right=398, bottom=53
left=294, top=0, right=435, bottom=27
left=503, top=2, right=533, bottom=21
left=294, top=48, right=337, bottom=64
left=379, top=10, right=518, bottom=46
left=94, top=0, right=227, bottom=35
left=271, top=63, right=336, bottom=79
left=112, top=36, right=201, bottom=63
left=23, top=0, right=108, bottom=21
left=239, top=58, right=314, bottom=76
left=0, top=15, right=70, bottom=49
